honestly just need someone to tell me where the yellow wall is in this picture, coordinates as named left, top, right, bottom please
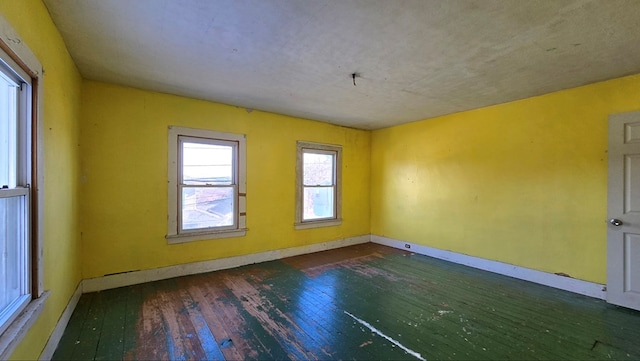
left=371, top=74, right=640, bottom=284
left=3, top=0, right=640, bottom=357
left=0, top=0, right=83, bottom=359
left=80, top=81, right=371, bottom=279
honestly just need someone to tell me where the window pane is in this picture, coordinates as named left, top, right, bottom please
left=182, top=142, right=233, bottom=185
left=0, top=76, right=17, bottom=189
left=181, top=186, right=234, bottom=230
left=0, top=195, right=27, bottom=313
left=303, top=152, right=334, bottom=186
left=303, top=187, right=334, bottom=220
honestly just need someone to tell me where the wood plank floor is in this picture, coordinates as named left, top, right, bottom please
left=53, top=243, right=640, bottom=360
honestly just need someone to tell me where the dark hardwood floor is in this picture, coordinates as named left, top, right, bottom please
left=53, top=243, right=640, bottom=360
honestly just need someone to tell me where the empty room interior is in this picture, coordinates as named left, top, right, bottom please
left=2, top=0, right=640, bottom=360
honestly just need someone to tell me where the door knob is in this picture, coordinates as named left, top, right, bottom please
left=609, top=218, right=623, bottom=227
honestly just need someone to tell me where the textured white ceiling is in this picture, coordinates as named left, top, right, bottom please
left=43, top=0, right=640, bottom=129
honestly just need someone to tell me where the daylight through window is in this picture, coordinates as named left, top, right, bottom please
left=0, top=56, right=32, bottom=337
left=303, top=151, right=336, bottom=220
left=167, top=127, right=246, bottom=243
left=296, top=142, right=342, bottom=229
left=180, top=137, right=236, bottom=231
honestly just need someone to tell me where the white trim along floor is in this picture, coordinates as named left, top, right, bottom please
left=40, top=234, right=608, bottom=359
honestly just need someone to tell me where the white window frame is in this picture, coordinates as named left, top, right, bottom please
left=295, top=141, right=342, bottom=230
left=0, top=42, right=32, bottom=338
left=166, top=126, right=246, bottom=243
left=0, top=17, right=48, bottom=360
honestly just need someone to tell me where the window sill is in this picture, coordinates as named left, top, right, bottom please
left=0, top=291, right=50, bottom=360
left=166, top=228, right=247, bottom=244
left=295, top=219, right=342, bottom=230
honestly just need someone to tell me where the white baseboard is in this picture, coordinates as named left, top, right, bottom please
left=38, top=234, right=605, bottom=358
left=371, top=235, right=606, bottom=300
left=39, top=283, right=82, bottom=360
left=36, top=236, right=369, bottom=358
left=83, top=234, right=370, bottom=292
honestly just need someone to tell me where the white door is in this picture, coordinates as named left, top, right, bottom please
left=607, top=111, right=640, bottom=311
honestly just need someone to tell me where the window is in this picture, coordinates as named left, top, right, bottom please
left=167, top=127, right=246, bottom=243
left=0, top=51, right=32, bottom=336
left=295, top=141, right=342, bottom=229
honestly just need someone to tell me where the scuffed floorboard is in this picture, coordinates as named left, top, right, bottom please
left=53, top=243, right=640, bottom=360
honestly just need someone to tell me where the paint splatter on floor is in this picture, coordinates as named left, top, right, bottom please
left=53, top=243, right=640, bottom=360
